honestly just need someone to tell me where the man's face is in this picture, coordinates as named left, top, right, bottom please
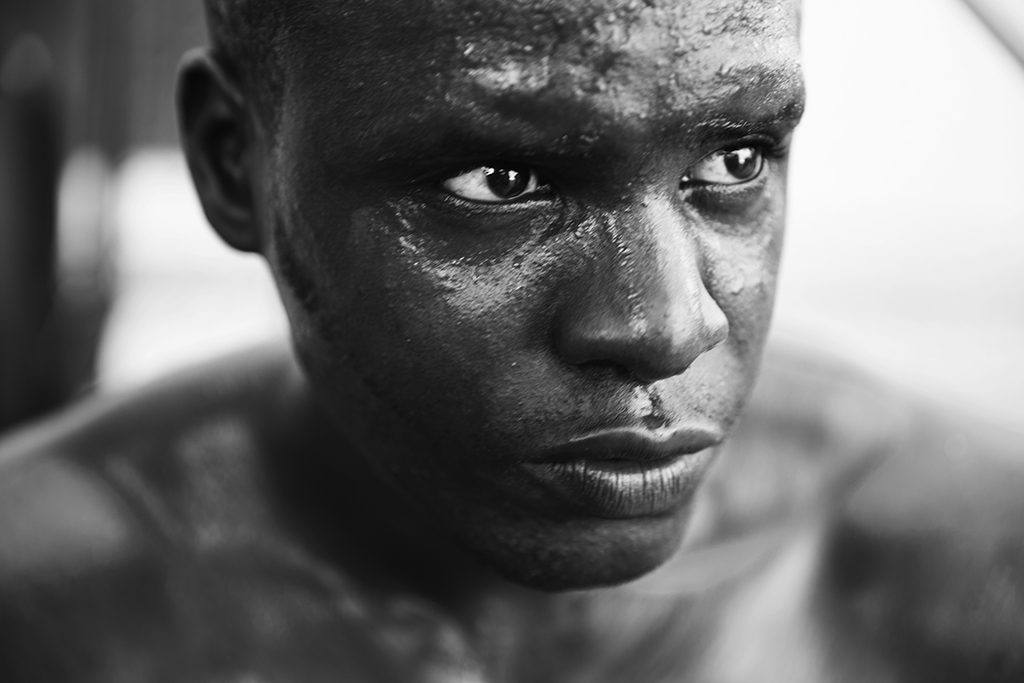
left=260, top=0, right=803, bottom=588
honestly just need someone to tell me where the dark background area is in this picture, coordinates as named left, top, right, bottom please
left=0, top=0, right=207, bottom=429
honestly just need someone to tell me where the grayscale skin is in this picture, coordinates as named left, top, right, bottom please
left=1, top=345, right=1022, bottom=682
left=0, top=0, right=1022, bottom=681
left=192, top=0, right=806, bottom=593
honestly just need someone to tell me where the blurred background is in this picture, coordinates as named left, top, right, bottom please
left=1, top=0, right=1022, bottom=434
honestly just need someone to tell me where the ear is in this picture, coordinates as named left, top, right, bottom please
left=176, top=48, right=262, bottom=253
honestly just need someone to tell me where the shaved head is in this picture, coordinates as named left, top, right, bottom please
left=182, top=0, right=804, bottom=588
left=202, top=0, right=287, bottom=125
left=202, top=0, right=799, bottom=132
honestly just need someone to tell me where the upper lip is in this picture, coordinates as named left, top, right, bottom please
left=537, top=426, right=724, bottom=464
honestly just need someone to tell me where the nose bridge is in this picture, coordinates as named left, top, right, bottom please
left=557, top=195, right=729, bottom=382
left=623, top=198, right=707, bottom=332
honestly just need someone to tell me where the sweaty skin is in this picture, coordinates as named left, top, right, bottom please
left=0, top=0, right=1023, bottom=681
left=0, top=346, right=1022, bottom=682
left=250, top=0, right=803, bottom=590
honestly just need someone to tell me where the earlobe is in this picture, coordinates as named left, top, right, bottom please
left=176, top=48, right=262, bottom=253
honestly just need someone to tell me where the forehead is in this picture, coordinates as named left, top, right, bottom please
left=275, top=0, right=802, bottom=160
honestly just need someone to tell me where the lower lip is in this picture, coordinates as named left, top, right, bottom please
left=522, top=450, right=715, bottom=519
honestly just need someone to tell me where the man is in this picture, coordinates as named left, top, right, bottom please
left=0, top=0, right=1022, bottom=681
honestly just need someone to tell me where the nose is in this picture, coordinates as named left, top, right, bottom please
left=554, top=197, right=729, bottom=383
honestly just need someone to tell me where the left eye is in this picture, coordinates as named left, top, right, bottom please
left=442, top=165, right=548, bottom=203
left=682, top=147, right=765, bottom=186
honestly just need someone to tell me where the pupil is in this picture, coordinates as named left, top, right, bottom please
left=484, top=167, right=528, bottom=198
left=724, top=149, right=760, bottom=180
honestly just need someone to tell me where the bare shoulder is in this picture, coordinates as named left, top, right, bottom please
left=0, top=343, right=298, bottom=561
left=693, top=343, right=919, bottom=545
left=688, top=343, right=1024, bottom=682
left=0, top=345, right=414, bottom=683
left=822, top=401, right=1024, bottom=678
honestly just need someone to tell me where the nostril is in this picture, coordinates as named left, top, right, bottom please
left=627, top=338, right=710, bottom=384
left=553, top=239, right=731, bottom=383
left=700, top=291, right=730, bottom=347
left=555, top=302, right=730, bottom=384
left=569, top=358, right=641, bottom=383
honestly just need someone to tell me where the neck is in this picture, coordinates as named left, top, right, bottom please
left=261, top=358, right=545, bottom=631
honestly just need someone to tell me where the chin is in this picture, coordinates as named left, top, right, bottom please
left=465, top=508, right=695, bottom=592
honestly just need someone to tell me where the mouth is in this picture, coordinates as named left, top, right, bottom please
left=522, top=427, right=723, bottom=519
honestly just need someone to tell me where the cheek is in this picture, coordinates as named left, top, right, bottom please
left=722, top=232, right=782, bottom=347
left=677, top=204, right=784, bottom=420
left=289, top=203, right=565, bottom=452
left=701, top=196, right=785, bottom=351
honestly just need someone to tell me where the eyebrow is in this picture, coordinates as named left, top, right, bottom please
left=690, top=91, right=806, bottom=144
left=354, top=63, right=806, bottom=174
left=687, top=59, right=806, bottom=126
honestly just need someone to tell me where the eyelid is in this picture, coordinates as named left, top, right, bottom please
left=699, top=130, right=790, bottom=158
left=694, top=118, right=795, bottom=148
left=717, top=133, right=785, bottom=158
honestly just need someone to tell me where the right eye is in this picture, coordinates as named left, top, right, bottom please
left=442, top=165, right=549, bottom=204
left=680, top=146, right=766, bottom=187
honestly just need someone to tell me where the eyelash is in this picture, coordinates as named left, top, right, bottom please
left=427, top=136, right=789, bottom=203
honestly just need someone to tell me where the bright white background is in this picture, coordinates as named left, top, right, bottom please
left=782, top=0, right=1024, bottom=431
left=88, top=0, right=1024, bottom=432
